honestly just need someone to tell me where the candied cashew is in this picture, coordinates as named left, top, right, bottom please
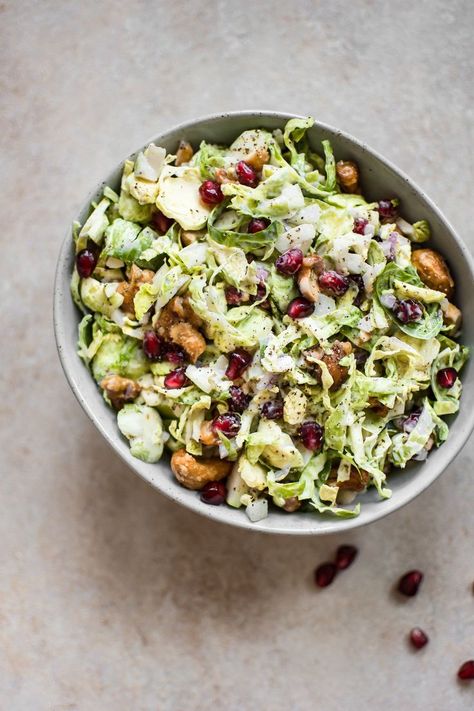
left=244, top=147, right=270, bottom=172
left=155, top=295, right=206, bottom=362
left=200, top=420, right=219, bottom=446
left=411, top=249, right=454, bottom=299
left=329, top=465, right=370, bottom=493
left=175, top=140, right=194, bottom=166
left=336, top=160, right=360, bottom=194
left=100, top=375, right=141, bottom=410
left=283, top=496, right=301, bottom=513
left=117, top=264, right=154, bottom=316
left=305, top=340, right=353, bottom=390
left=170, top=449, right=231, bottom=490
left=442, top=301, right=462, bottom=332
left=297, top=255, right=324, bottom=302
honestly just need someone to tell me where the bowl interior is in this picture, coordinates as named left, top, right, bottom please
left=54, top=112, right=474, bottom=534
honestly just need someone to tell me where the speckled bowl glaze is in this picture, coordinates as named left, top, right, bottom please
left=54, top=112, right=474, bottom=534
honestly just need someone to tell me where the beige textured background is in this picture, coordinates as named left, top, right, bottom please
left=1, top=1, right=473, bottom=709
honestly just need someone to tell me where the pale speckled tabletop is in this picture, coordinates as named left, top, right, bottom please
left=1, top=1, right=473, bottom=709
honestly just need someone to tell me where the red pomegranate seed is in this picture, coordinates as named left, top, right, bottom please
left=142, top=331, right=163, bottom=361
left=228, top=385, right=251, bottom=413
left=260, top=399, right=284, bottom=420
left=409, top=627, right=429, bottom=650
left=458, top=660, right=474, bottom=680
left=152, top=210, right=173, bottom=234
left=248, top=217, right=270, bottom=233
left=275, top=248, right=304, bottom=276
left=162, top=342, right=187, bottom=364
left=436, top=367, right=458, bottom=389
left=200, top=481, right=227, bottom=505
left=392, top=298, right=423, bottom=323
left=353, top=217, right=368, bottom=235
left=398, top=570, right=424, bottom=597
left=225, top=349, right=252, bottom=380
left=335, top=544, right=358, bottom=570
left=298, top=421, right=324, bottom=452
left=318, top=270, right=350, bottom=297
left=287, top=297, right=315, bottom=319
left=315, top=562, right=337, bottom=588
left=236, top=160, right=259, bottom=188
left=76, top=249, right=97, bottom=278
left=164, top=367, right=188, bottom=389
left=212, top=412, right=241, bottom=438
left=199, top=180, right=224, bottom=205
left=378, top=199, right=398, bottom=221
left=225, top=286, right=245, bottom=306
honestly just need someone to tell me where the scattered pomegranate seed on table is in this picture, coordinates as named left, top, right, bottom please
left=335, top=545, right=358, bottom=570
left=200, top=481, right=227, bottom=506
left=287, top=297, right=315, bottom=319
left=225, top=349, right=252, bottom=380
left=409, top=627, right=429, bottom=650
left=163, top=367, right=188, bottom=389
left=436, top=367, right=458, bottom=389
left=458, top=660, right=474, bottom=681
left=315, top=562, right=338, bottom=588
left=199, top=180, right=224, bottom=204
left=248, top=217, right=270, bottom=233
left=76, top=249, right=97, bottom=278
left=142, top=330, right=163, bottom=361
left=397, top=570, right=424, bottom=597
left=236, top=160, right=259, bottom=187
left=212, top=412, right=241, bottom=438
left=275, top=248, right=304, bottom=276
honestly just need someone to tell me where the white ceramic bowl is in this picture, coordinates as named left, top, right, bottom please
left=54, top=112, right=474, bottom=534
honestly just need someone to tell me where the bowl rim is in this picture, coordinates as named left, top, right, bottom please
left=53, top=110, right=474, bottom=535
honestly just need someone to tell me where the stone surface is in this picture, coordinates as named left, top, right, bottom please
left=1, top=1, right=473, bottom=709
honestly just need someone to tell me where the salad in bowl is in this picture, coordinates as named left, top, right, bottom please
left=70, top=116, right=468, bottom=523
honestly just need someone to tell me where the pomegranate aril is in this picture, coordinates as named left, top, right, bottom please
left=397, top=569, right=423, bottom=597
left=287, top=297, right=314, bottom=319
left=298, top=421, right=324, bottom=452
left=212, top=412, right=241, bottom=438
left=162, top=342, right=187, bottom=365
left=225, top=286, right=245, bottom=306
left=353, top=217, right=368, bottom=235
left=275, top=248, right=304, bottom=276
left=199, top=180, right=224, bottom=205
left=409, top=627, right=429, bottom=650
left=76, top=249, right=97, bottom=278
left=236, top=160, right=259, bottom=188
left=436, top=367, right=457, bottom=389
left=318, top=271, right=350, bottom=297
left=228, top=385, right=250, bottom=413
left=200, top=481, right=226, bottom=506
left=335, top=544, right=358, bottom=570
left=392, top=298, right=423, bottom=323
left=164, top=367, right=188, bottom=389
left=152, top=210, right=173, bottom=234
left=260, top=399, right=284, bottom=420
left=378, top=198, right=399, bottom=221
left=225, top=349, right=252, bottom=380
left=315, top=562, right=337, bottom=588
left=402, top=408, right=421, bottom=433
left=248, top=217, right=270, bottom=233
left=142, top=331, right=163, bottom=361
left=458, top=660, right=474, bottom=680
